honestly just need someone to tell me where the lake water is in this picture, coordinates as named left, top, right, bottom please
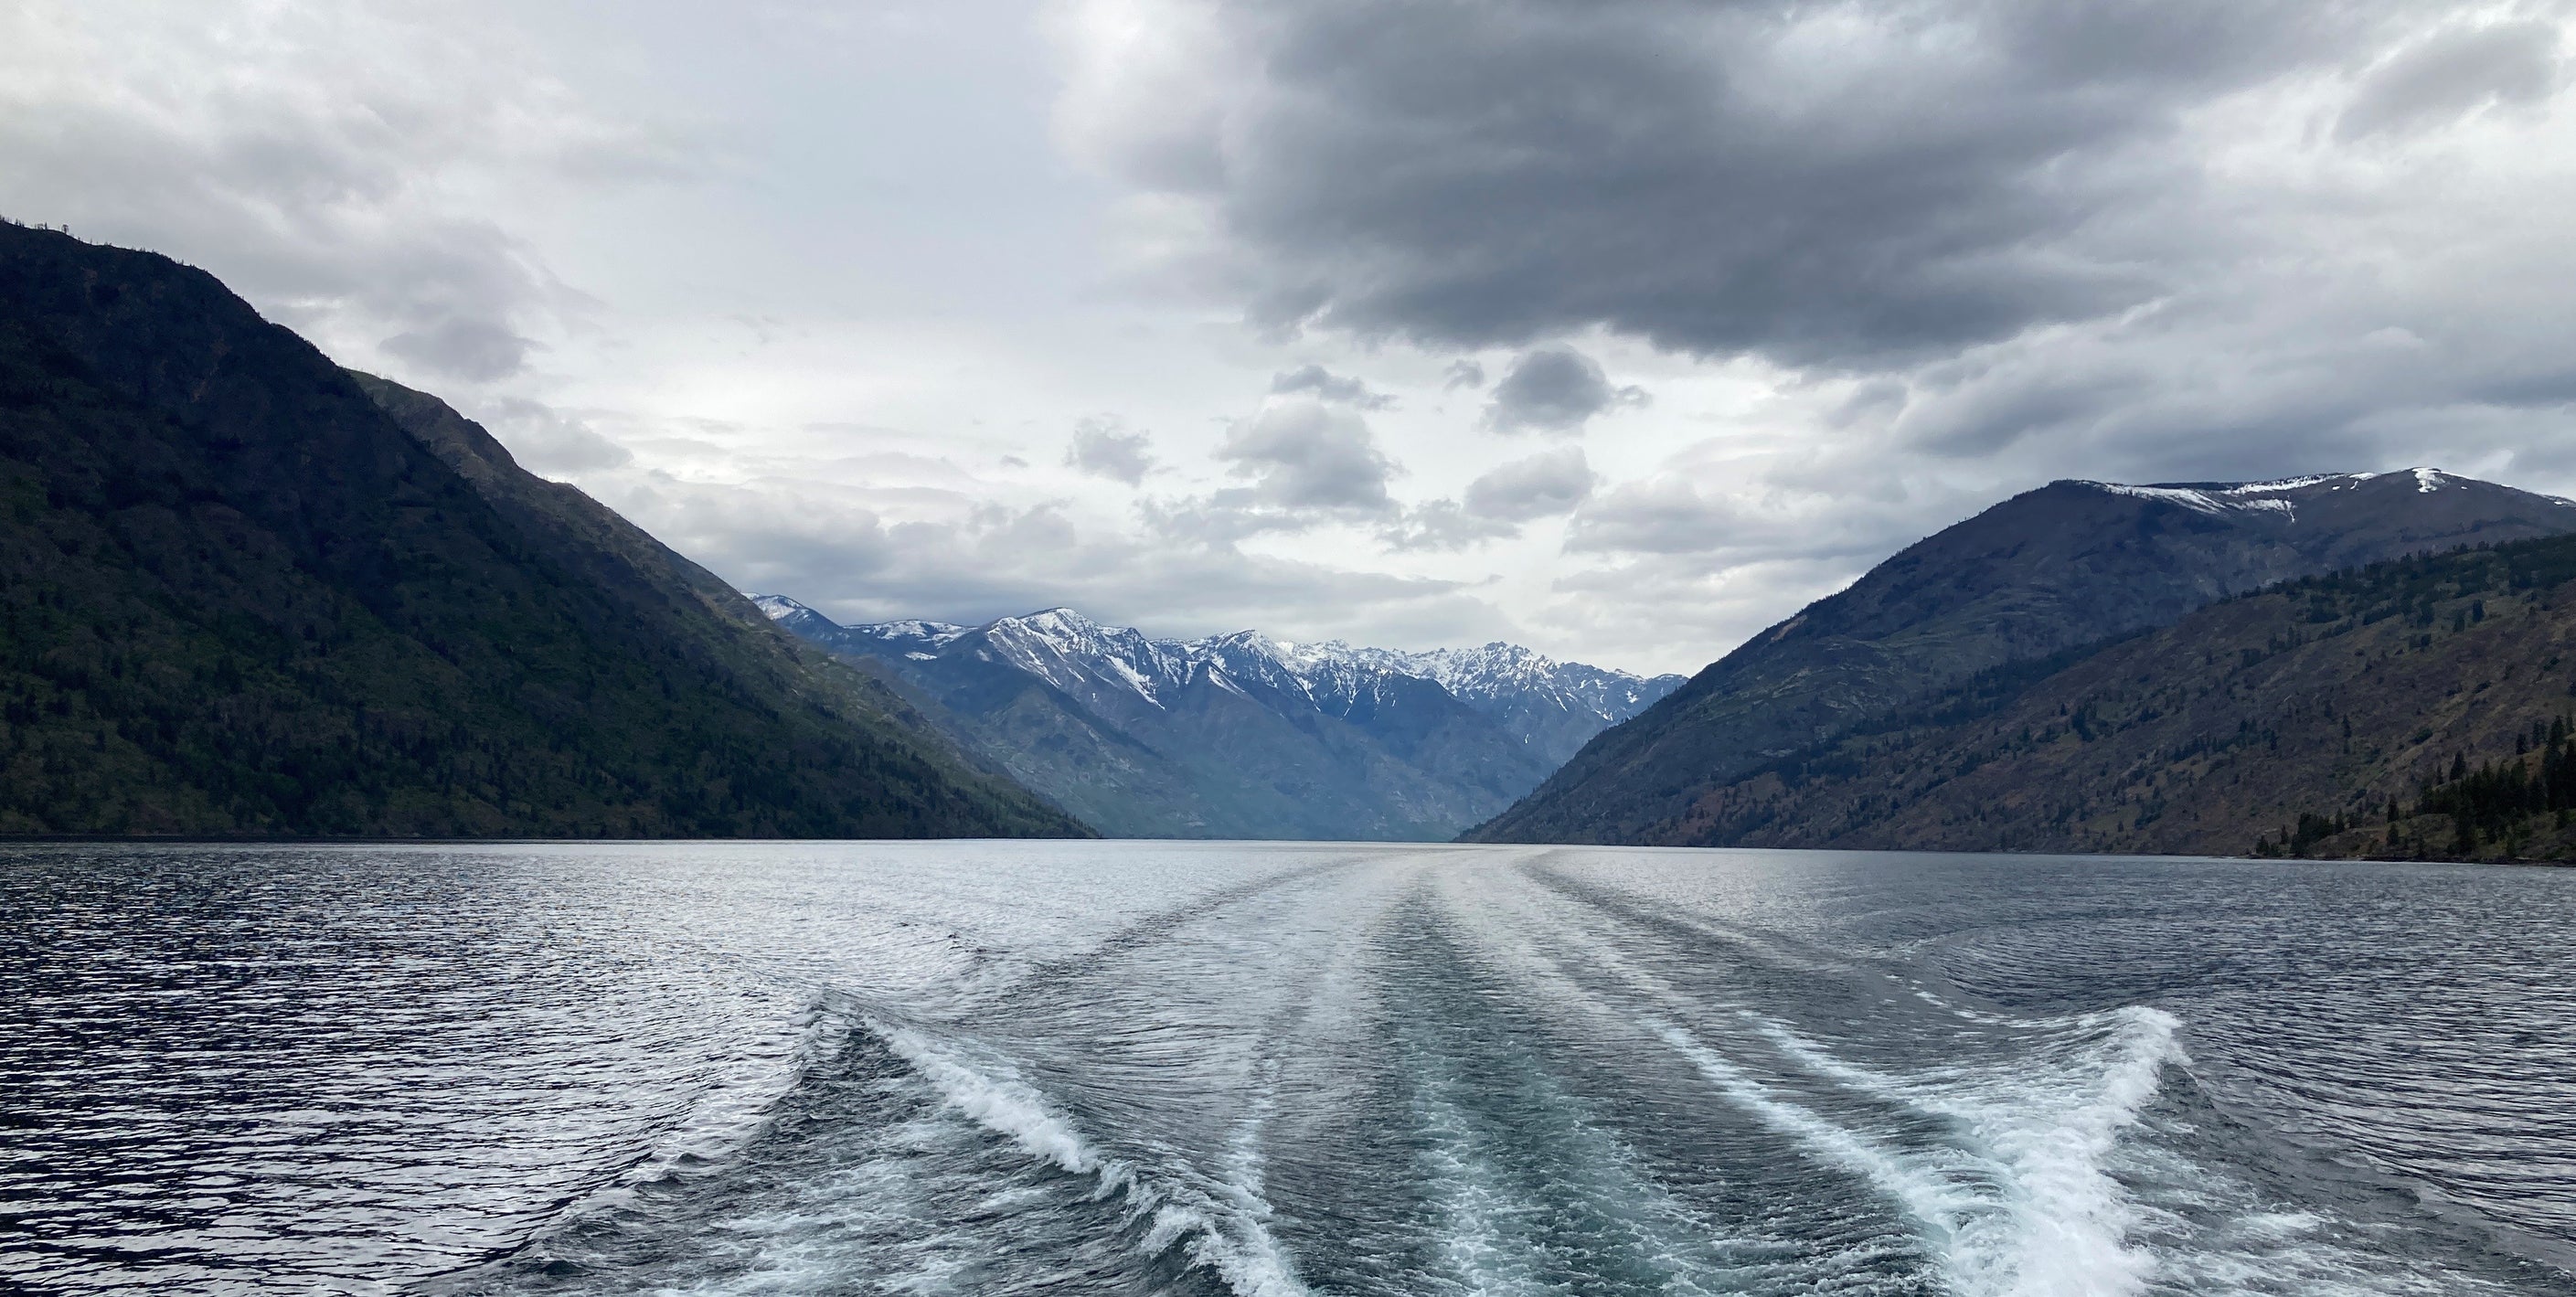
left=4, top=842, right=2573, bottom=1295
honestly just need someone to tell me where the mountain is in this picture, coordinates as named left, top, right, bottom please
left=1305, top=640, right=1688, bottom=768
left=754, top=598, right=1683, bottom=840
left=1472, top=470, right=2576, bottom=845
left=0, top=221, right=1086, bottom=838
left=1638, top=530, right=2576, bottom=861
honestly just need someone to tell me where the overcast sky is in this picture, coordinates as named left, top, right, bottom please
left=6, top=0, right=2574, bottom=674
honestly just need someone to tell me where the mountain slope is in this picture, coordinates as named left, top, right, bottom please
left=757, top=599, right=1679, bottom=840
left=1643, top=531, right=2576, bottom=860
left=0, top=222, right=1085, bottom=838
left=1472, top=471, right=2576, bottom=844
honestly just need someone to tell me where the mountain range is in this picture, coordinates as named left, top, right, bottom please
left=754, top=599, right=1684, bottom=840
left=16, top=219, right=2576, bottom=858
left=1472, top=469, right=2576, bottom=850
left=0, top=221, right=1083, bottom=838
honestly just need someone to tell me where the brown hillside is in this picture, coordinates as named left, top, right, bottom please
left=1650, top=535, right=2576, bottom=861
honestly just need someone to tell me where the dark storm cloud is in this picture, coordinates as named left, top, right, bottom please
left=1484, top=346, right=1645, bottom=435
left=1270, top=364, right=1397, bottom=409
left=1077, top=0, right=2400, bottom=367
left=1069, top=0, right=2576, bottom=523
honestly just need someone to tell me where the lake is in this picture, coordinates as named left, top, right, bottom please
left=4, top=842, right=2572, bottom=1294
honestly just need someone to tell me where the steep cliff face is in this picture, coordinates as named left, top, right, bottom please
left=0, top=223, right=1087, bottom=838
left=1473, top=472, right=2576, bottom=845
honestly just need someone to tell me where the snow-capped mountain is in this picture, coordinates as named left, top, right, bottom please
left=748, top=598, right=1682, bottom=839
left=1381, top=642, right=1687, bottom=766
left=2073, top=468, right=2572, bottom=521
left=768, top=601, right=1682, bottom=751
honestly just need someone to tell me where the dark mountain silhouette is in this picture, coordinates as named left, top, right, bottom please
left=1472, top=472, right=2576, bottom=844
left=1634, top=530, right=2576, bottom=861
left=0, top=222, right=1086, bottom=838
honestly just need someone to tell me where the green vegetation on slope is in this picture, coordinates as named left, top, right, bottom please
left=0, top=223, right=1088, bottom=838
left=1644, top=533, right=2576, bottom=861
left=1470, top=473, right=2576, bottom=845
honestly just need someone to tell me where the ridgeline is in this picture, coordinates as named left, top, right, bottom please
left=0, top=222, right=1088, bottom=838
left=1630, top=532, right=2576, bottom=862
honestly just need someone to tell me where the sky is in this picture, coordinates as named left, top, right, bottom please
left=5, top=0, right=2575, bottom=675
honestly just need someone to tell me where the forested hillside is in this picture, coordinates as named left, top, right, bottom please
left=1639, top=533, right=2576, bottom=861
left=0, top=222, right=1087, bottom=838
left=1471, top=473, right=2576, bottom=845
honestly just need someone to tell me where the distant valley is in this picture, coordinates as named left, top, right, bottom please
left=754, top=599, right=1683, bottom=840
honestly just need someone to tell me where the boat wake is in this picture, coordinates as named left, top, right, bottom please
left=421, top=846, right=2548, bottom=1297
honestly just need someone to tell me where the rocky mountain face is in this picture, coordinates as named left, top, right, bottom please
left=1472, top=470, right=2576, bottom=845
left=1636, top=530, right=2576, bottom=861
left=755, top=599, right=1682, bottom=840
left=0, top=222, right=1085, bottom=838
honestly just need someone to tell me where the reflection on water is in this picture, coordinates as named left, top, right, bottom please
left=3, top=842, right=2571, bottom=1295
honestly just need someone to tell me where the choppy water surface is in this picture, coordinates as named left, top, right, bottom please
left=5, top=844, right=2573, bottom=1295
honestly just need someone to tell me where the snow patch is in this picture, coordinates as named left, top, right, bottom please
left=2082, top=483, right=2228, bottom=516
left=2216, top=474, right=2342, bottom=494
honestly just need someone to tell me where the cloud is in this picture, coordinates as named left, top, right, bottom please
left=1065, top=416, right=1156, bottom=484
left=0, top=2, right=691, bottom=388
left=1566, top=476, right=1745, bottom=557
left=585, top=467, right=1510, bottom=651
left=383, top=317, right=533, bottom=384
left=1442, top=358, right=1486, bottom=390
left=1379, top=446, right=1597, bottom=553
left=1567, top=471, right=1925, bottom=566
left=2338, top=21, right=2561, bottom=141
left=1061, top=0, right=2576, bottom=615
left=1270, top=363, right=1396, bottom=409
left=1059, top=0, right=2398, bottom=365
left=1484, top=346, right=1645, bottom=435
left=1464, top=446, right=1596, bottom=521
left=1214, top=399, right=1398, bottom=514
left=478, top=398, right=634, bottom=474
left=1377, top=500, right=1518, bottom=552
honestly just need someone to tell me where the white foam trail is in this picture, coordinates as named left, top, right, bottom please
left=1655, top=1023, right=2000, bottom=1270
left=1444, top=866, right=2177, bottom=1297
left=873, top=1021, right=1313, bottom=1297
left=1750, top=1007, right=2182, bottom=1297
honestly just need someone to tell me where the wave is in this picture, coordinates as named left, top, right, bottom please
left=870, top=1020, right=1313, bottom=1297
left=1453, top=863, right=2184, bottom=1295
left=1738, top=1006, right=2180, bottom=1297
